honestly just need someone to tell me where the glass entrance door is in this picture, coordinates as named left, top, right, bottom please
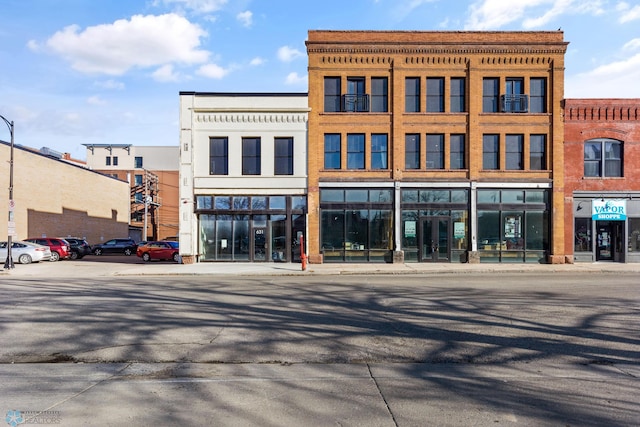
left=596, top=221, right=624, bottom=262
left=253, top=228, right=267, bottom=262
left=421, top=217, right=450, bottom=262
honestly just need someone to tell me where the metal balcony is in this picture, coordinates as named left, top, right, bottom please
left=501, top=94, right=529, bottom=113
left=341, top=94, right=370, bottom=112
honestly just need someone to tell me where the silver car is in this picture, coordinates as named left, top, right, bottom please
left=0, top=241, right=52, bottom=264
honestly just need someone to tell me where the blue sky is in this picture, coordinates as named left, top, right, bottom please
left=1, top=0, right=639, bottom=159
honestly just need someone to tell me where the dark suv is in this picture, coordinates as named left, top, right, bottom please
left=92, top=238, right=137, bottom=256
left=64, top=237, right=92, bottom=259
left=24, top=237, right=71, bottom=262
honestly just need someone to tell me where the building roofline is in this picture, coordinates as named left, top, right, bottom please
left=179, top=91, right=308, bottom=97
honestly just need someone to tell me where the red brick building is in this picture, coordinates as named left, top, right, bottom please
left=564, top=99, right=640, bottom=263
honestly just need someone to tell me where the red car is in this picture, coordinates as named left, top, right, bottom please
left=24, top=237, right=71, bottom=261
left=136, top=241, right=180, bottom=262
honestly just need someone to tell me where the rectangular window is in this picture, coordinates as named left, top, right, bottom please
left=530, top=134, right=546, bottom=170
left=574, top=217, right=592, bottom=252
left=426, top=77, right=444, bottom=112
left=344, top=77, right=368, bottom=112
left=530, top=78, right=547, bottom=113
left=503, top=78, right=528, bottom=112
left=274, top=137, right=294, bottom=175
left=506, top=134, right=524, bottom=170
left=209, top=137, right=228, bottom=175
left=134, top=156, right=143, bottom=168
left=405, top=134, right=420, bottom=169
left=450, top=78, right=465, bottom=113
left=112, top=156, right=118, bottom=166
left=105, top=156, right=111, bottom=166
left=324, top=77, right=341, bottom=112
left=347, top=134, right=365, bottom=169
left=483, top=78, right=499, bottom=112
left=370, top=77, right=388, bottom=112
left=134, top=174, right=143, bottom=186
left=483, top=134, right=499, bottom=170
left=585, top=139, right=623, bottom=177
left=450, top=134, right=465, bottom=169
left=242, top=137, right=261, bottom=175
left=324, top=134, right=341, bottom=169
left=371, top=134, right=388, bottom=169
left=426, top=134, right=444, bottom=169
left=405, top=77, right=420, bottom=112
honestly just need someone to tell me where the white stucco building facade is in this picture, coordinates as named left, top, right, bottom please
left=179, top=92, right=309, bottom=263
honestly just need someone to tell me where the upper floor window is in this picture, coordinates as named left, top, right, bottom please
left=370, top=77, right=388, bottom=112
left=502, top=78, right=528, bottom=113
left=347, top=134, right=365, bottom=169
left=371, top=134, right=388, bottom=169
left=242, top=137, right=261, bottom=175
left=324, top=77, right=341, bottom=112
left=426, top=134, right=444, bottom=169
left=426, top=78, right=444, bottom=112
left=530, top=135, right=546, bottom=170
left=483, top=134, right=499, bottom=170
left=450, top=78, right=466, bottom=113
left=134, top=174, right=143, bottom=186
left=530, top=78, right=547, bottom=113
left=450, top=134, right=465, bottom=170
left=584, top=139, right=622, bottom=177
left=405, top=77, right=420, bottom=113
left=343, top=77, right=368, bottom=112
left=324, top=134, right=341, bottom=169
left=405, top=134, right=420, bottom=169
left=506, top=134, right=524, bottom=170
left=105, top=156, right=111, bottom=166
left=134, top=156, right=143, bottom=168
left=209, top=137, right=228, bottom=175
left=482, top=78, right=499, bottom=113
left=274, top=137, right=293, bottom=175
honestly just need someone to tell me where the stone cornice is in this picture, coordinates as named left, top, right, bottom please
left=195, top=112, right=308, bottom=124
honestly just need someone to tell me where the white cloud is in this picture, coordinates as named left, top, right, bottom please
left=277, top=46, right=303, bottom=62
left=94, top=79, right=125, bottom=90
left=622, top=38, right=640, bottom=51
left=250, top=57, right=265, bottom=66
left=87, top=96, right=106, bottom=105
left=152, top=64, right=181, bottom=82
left=566, top=52, right=640, bottom=97
left=32, top=14, right=210, bottom=76
left=391, top=0, right=439, bottom=22
left=465, top=0, right=605, bottom=30
left=285, top=72, right=307, bottom=86
left=237, top=10, right=253, bottom=27
left=618, top=2, right=640, bottom=22
left=152, top=0, right=228, bottom=14
left=196, top=63, right=228, bottom=79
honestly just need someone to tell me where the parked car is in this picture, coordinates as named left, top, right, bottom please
left=92, top=238, right=137, bottom=256
left=136, top=241, right=180, bottom=262
left=0, top=241, right=52, bottom=264
left=64, top=237, right=92, bottom=259
left=24, top=237, right=71, bottom=261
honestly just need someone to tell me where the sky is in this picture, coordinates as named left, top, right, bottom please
left=1, top=0, right=640, bottom=160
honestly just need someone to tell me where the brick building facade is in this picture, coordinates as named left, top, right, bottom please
left=564, top=99, right=640, bottom=263
left=306, top=30, right=568, bottom=264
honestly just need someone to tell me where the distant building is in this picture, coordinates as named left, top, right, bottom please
left=178, top=92, right=309, bottom=264
left=306, top=30, right=568, bottom=264
left=0, top=141, right=130, bottom=246
left=84, top=144, right=179, bottom=242
left=564, top=99, right=640, bottom=263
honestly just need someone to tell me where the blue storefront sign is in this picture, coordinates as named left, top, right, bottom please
left=592, top=199, right=627, bottom=221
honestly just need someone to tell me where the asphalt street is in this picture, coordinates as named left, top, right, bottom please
left=0, top=262, right=639, bottom=426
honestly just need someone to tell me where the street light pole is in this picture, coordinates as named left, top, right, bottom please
left=0, top=114, right=15, bottom=269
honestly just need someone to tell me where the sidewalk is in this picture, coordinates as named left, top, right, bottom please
left=3, top=258, right=640, bottom=277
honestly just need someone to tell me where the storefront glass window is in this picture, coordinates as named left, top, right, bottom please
left=252, top=197, right=267, bottom=210
left=291, top=196, right=307, bottom=210
left=574, top=218, right=592, bottom=252
left=270, top=196, right=286, bottom=210
left=346, top=190, right=368, bottom=202
left=214, top=196, right=231, bottom=210
left=629, top=218, right=640, bottom=252
left=321, top=190, right=344, bottom=203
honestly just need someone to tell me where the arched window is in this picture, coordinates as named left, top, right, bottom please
left=584, top=138, right=622, bottom=178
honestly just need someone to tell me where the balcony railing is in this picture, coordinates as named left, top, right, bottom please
left=501, top=94, right=529, bottom=113
left=342, top=94, right=370, bottom=112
